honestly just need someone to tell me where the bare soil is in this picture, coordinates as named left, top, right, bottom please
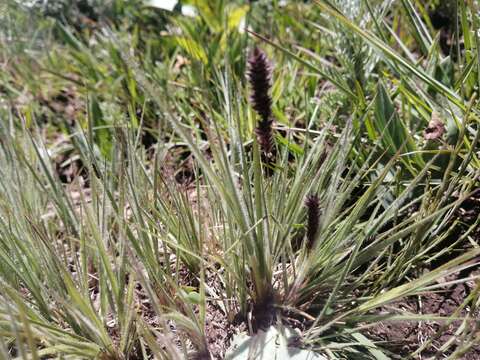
left=368, top=272, right=480, bottom=359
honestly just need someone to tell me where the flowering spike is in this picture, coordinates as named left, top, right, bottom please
left=247, top=47, right=275, bottom=164
left=255, top=119, right=274, bottom=157
left=247, top=47, right=272, bottom=122
left=305, top=194, right=320, bottom=249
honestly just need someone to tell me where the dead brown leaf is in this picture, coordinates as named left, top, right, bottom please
left=424, top=112, right=445, bottom=141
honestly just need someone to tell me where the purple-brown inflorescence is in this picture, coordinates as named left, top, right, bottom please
left=255, top=118, right=274, bottom=157
left=247, top=47, right=275, bottom=162
left=247, top=47, right=272, bottom=122
left=305, top=194, right=320, bottom=250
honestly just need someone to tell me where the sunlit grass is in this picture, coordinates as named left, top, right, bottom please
left=0, top=0, right=479, bottom=359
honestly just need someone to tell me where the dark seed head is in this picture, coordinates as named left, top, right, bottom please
left=247, top=47, right=276, bottom=166
left=305, top=194, right=320, bottom=250
left=247, top=47, right=273, bottom=123
left=255, top=119, right=274, bottom=158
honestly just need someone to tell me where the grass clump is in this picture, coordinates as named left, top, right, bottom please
left=0, top=0, right=479, bottom=359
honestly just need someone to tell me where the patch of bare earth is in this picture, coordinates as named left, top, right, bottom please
left=203, top=302, right=246, bottom=359
left=368, top=267, right=480, bottom=359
